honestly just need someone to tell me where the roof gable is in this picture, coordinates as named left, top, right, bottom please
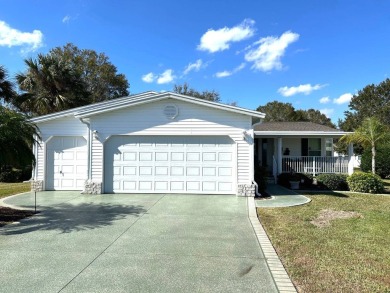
left=31, top=91, right=265, bottom=123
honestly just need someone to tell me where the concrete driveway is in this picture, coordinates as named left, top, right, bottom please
left=0, top=192, right=278, bottom=293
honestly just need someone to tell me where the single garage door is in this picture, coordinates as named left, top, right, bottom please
left=104, top=136, right=235, bottom=194
left=46, top=136, right=88, bottom=190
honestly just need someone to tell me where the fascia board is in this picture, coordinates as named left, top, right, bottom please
left=254, top=131, right=353, bottom=136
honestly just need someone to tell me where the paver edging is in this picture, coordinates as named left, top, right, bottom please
left=247, top=197, right=297, bottom=293
left=0, top=191, right=35, bottom=211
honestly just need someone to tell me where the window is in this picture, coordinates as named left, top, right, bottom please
left=302, top=138, right=322, bottom=156
left=308, top=138, right=321, bottom=156
left=325, top=138, right=333, bottom=157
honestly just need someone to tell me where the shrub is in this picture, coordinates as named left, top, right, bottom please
left=277, top=172, right=311, bottom=189
left=316, top=174, right=349, bottom=191
left=360, top=145, right=390, bottom=178
left=347, top=172, right=384, bottom=194
left=0, top=169, right=24, bottom=183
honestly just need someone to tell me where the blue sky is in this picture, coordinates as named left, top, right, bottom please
left=1, top=0, right=389, bottom=124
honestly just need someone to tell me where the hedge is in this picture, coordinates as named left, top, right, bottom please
left=347, top=172, right=384, bottom=194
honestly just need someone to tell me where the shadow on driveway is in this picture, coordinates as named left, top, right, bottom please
left=1, top=202, right=147, bottom=235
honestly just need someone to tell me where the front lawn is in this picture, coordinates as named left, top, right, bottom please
left=258, top=192, right=390, bottom=293
left=0, top=182, right=31, bottom=199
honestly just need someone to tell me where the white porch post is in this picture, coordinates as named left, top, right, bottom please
left=348, top=143, right=354, bottom=175
left=277, top=137, right=283, bottom=175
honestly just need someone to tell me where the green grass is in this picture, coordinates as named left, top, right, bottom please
left=258, top=192, right=390, bottom=293
left=0, top=182, right=30, bottom=199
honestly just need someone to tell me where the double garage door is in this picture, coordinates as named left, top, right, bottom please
left=104, top=136, right=236, bottom=194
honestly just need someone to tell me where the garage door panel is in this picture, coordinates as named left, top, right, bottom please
left=124, top=166, right=136, bottom=175
left=139, top=181, right=153, bottom=190
left=155, top=181, right=168, bottom=191
left=203, top=153, right=216, bottom=161
left=123, top=152, right=136, bottom=161
left=139, top=152, right=152, bottom=161
left=187, top=181, right=201, bottom=191
left=155, top=166, right=168, bottom=175
left=171, top=181, right=185, bottom=191
left=104, top=136, right=235, bottom=194
left=156, top=152, right=168, bottom=161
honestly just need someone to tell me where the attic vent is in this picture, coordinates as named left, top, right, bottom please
left=164, top=104, right=178, bottom=119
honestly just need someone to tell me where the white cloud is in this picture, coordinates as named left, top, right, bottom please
left=142, top=72, right=155, bottom=83
left=62, top=15, right=71, bottom=23
left=157, top=69, right=175, bottom=84
left=320, top=108, right=334, bottom=118
left=333, top=93, right=353, bottom=104
left=215, top=71, right=230, bottom=78
left=319, top=96, right=330, bottom=104
left=215, top=63, right=246, bottom=78
left=0, top=20, right=43, bottom=52
left=278, top=83, right=325, bottom=97
left=198, top=19, right=255, bottom=53
left=183, top=59, right=203, bottom=75
left=244, top=31, right=299, bottom=71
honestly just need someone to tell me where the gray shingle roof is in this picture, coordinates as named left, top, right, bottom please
left=254, top=122, right=341, bottom=132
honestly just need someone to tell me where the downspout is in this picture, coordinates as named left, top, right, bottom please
left=79, top=118, right=92, bottom=180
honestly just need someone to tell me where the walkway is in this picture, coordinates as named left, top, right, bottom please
left=256, top=185, right=311, bottom=208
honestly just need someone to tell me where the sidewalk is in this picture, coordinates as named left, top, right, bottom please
left=256, top=185, right=311, bottom=208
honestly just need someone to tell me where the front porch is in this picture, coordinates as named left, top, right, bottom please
left=281, top=155, right=350, bottom=175
left=253, top=122, right=354, bottom=180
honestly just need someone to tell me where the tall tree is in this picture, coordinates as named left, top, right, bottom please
left=340, top=78, right=390, bottom=131
left=13, top=43, right=129, bottom=116
left=50, top=43, right=129, bottom=103
left=15, top=55, right=90, bottom=115
left=256, top=101, right=296, bottom=122
left=256, top=101, right=335, bottom=128
left=173, top=83, right=221, bottom=102
left=0, top=65, right=16, bottom=104
left=340, top=117, right=390, bottom=174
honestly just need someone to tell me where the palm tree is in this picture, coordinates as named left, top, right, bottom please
left=15, top=54, right=90, bottom=116
left=0, top=105, right=40, bottom=168
left=0, top=65, right=16, bottom=103
left=340, top=117, right=390, bottom=174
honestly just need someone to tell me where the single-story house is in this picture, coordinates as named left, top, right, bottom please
left=31, top=91, right=264, bottom=196
left=30, top=91, right=353, bottom=196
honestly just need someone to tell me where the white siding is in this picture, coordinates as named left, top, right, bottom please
left=91, top=138, right=103, bottom=181
left=90, top=99, right=253, bottom=186
left=37, top=116, right=88, bottom=140
left=35, top=141, right=45, bottom=180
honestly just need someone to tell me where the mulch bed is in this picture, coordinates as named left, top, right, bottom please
left=0, top=207, right=36, bottom=227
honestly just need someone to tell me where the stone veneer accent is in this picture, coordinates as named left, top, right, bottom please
left=31, top=180, right=44, bottom=192
left=83, top=180, right=102, bottom=194
left=237, top=184, right=255, bottom=197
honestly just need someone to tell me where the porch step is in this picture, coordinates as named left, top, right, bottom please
left=266, top=176, right=276, bottom=184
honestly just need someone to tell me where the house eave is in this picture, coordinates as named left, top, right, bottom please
left=254, top=131, right=352, bottom=137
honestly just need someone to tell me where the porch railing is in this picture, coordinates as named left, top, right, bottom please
left=282, top=156, right=349, bottom=175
